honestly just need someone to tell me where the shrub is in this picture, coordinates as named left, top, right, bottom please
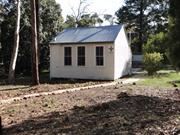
left=143, top=52, right=164, bottom=75
left=143, top=32, right=167, bottom=53
left=143, top=32, right=168, bottom=64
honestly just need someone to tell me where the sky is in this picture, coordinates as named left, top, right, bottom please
left=55, top=0, right=124, bottom=19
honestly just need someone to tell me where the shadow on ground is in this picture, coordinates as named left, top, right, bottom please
left=0, top=74, right=108, bottom=86
left=3, top=95, right=180, bottom=135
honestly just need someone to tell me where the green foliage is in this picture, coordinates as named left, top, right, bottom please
left=115, top=0, right=169, bottom=53
left=64, top=13, right=103, bottom=28
left=143, top=32, right=167, bottom=53
left=78, top=13, right=103, bottom=27
left=64, top=0, right=103, bottom=28
left=0, top=0, right=10, bottom=63
left=167, top=41, right=180, bottom=69
left=39, top=0, right=63, bottom=70
left=167, top=0, right=180, bottom=69
left=143, top=32, right=168, bottom=63
left=103, top=14, right=115, bottom=25
left=1, top=0, right=63, bottom=74
left=143, top=52, right=164, bottom=75
left=64, top=15, right=76, bottom=28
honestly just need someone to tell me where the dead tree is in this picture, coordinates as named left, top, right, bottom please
left=71, top=0, right=90, bottom=27
left=30, top=0, right=39, bottom=85
left=8, top=0, right=21, bottom=84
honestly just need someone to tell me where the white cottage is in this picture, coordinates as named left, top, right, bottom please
left=50, top=25, right=132, bottom=80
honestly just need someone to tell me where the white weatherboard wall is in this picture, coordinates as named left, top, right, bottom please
left=50, top=43, right=114, bottom=80
left=114, top=26, right=132, bottom=79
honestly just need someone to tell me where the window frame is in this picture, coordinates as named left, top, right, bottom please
left=95, top=46, right=104, bottom=66
left=64, top=46, right=72, bottom=66
left=77, top=46, right=86, bottom=66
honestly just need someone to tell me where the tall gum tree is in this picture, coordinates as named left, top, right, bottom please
left=8, top=0, right=21, bottom=83
left=116, top=0, right=169, bottom=54
left=30, top=0, right=39, bottom=85
left=168, top=0, right=180, bottom=69
left=1, top=0, right=63, bottom=75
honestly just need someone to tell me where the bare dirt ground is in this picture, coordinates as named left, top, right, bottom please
left=0, top=84, right=180, bottom=135
left=0, top=79, right=110, bottom=100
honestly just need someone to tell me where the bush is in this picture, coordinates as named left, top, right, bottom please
left=143, top=32, right=167, bottom=53
left=143, top=32, right=168, bottom=64
left=143, top=52, right=163, bottom=75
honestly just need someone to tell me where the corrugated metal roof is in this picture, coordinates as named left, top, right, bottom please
left=50, top=25, right=122, bottom=44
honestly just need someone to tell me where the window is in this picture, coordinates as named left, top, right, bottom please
left=64, top=47, right=72, bottom=66
left=77, top=46, right=85, bottom=66
left=96, top=46, right=104, bottom=66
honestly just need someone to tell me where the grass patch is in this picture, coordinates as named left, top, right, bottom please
left=138, top=71, right=180, bottom=88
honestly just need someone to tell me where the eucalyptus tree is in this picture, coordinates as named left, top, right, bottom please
left=8, top=0, right=21, bottom=83
left=1, top=0, right=63, bottom=75
left=116, top=0, right=169, bottom=53
left=64, top=0, right=103, bottom=28
left=30, top=0, right=39, bottom=85
left=168, top=0, right=180, bottom=69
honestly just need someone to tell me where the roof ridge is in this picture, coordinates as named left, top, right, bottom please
left=64, top=24, right=122, bottom=31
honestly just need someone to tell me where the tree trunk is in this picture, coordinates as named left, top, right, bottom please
left=139, top=0, right=144, bottom=53
left=8, top=0, right=21, bottom=84
left=0, top=116, right=2, bottom=135
left=30, top=0, right=39, bottom=85
left=36, top=0, right=40, bottom=63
